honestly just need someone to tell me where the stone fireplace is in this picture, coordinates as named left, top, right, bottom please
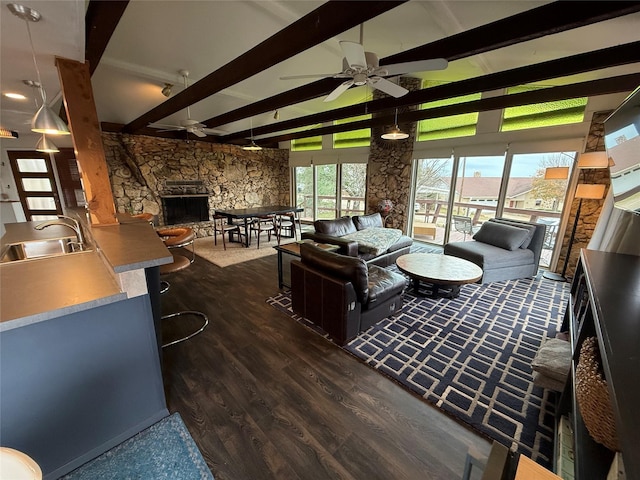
left=102, top=132, right=290, bottom=236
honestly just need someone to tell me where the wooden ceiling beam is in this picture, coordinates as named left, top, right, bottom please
left=85, top=0, right=129, bottom=76
left=221, top=41, right=640, bottom=143
left=260, top=73, right=640, bottom=144
left=122, top=0, right=408, bottom=134
left=204, top=0, right=640, bottom=131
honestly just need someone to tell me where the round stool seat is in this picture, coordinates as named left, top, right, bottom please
left=160, top=253, right=191, bottom=274
left=132, top=213, right=154, bottom=222
left=157, top=227, right=195, bottom=247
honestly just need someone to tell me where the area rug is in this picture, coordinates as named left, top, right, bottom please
left=60, top=413, right=213, bottom=479
left=194, top=235, right=296, bottom=268
left=267, top=276, right=570, bottom=467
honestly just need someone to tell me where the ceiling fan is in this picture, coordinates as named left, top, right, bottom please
left=149, top=70, right=224, bottom=137
left=281, top=26, right=448, bottom=102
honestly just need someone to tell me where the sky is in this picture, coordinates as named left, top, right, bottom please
left=460, top=152, right=575, bottom=177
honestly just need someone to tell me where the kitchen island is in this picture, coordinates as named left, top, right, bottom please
left=0, top=215, right=172, bottom=479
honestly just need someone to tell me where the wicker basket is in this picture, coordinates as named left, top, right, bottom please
left=575, top=336, right=620, bottom=451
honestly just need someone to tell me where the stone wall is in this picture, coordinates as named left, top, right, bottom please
left=102, top=132, right=290, bottom=236
left=367, top=77, right=421, bottom=231
left=554, top=111, right=611, bottom=280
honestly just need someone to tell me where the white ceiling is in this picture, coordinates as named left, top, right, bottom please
left=2, top=0, right=640, bottom=144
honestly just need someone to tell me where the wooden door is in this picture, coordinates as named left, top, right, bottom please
left=8, top=150, right=63, bottom=221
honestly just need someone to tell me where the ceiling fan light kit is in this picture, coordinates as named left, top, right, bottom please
left=8, top=3, right=71, bottom=136
left=242, top=141, right=262, bottom=151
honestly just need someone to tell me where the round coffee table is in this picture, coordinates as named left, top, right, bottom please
left=396, top=253, right=483, bottom=299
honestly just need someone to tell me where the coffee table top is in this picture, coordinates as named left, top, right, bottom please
left=396, top=253, right=483, bottom=286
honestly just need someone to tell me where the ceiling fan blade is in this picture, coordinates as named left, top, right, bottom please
left=324, top=80, right=354, bottom=102
left=148, top=122, right=184, bottom=131
left=369, top=77, right=408, bottom=98
left=380, top=58, right=449, bottom=76
left=190, top=128, right=207, bottom=138
left=340, top=41, right=367, bottom=69
left=280, top=73, right=337, bottom=80
left=202, top=127, right=227, bottom=135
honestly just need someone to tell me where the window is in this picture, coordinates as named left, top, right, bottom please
left=417, top=81, right=481, bottom=141
left=501, top=85, right=587, bottom=131
left=333, top=114, right=371, bottom=149
left=291, top=136, right=322, bottom=151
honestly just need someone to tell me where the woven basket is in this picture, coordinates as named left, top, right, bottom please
left=575, top=336, right=620, bottom=451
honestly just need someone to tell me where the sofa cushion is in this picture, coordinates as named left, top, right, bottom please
left=366, top=265, right=407, bottom=307
left=342, top=227, right=403, bottom=257
left=387, top=235, right=413, bottom=252
left=489, top=218, right=537, bottom=249
left=472, top=221, right=530, bottom=251
left=531, top=337, right=572, bottom=382
left=314, top=217, right=357, bottom=236
left=444, top=241, right=534, bottom=269
left=300, top=243, right=369, bottom=303
left=353, top=213, right=383, bottom=230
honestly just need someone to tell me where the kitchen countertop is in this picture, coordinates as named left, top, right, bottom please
left=0, top=218, right=171, bottom=331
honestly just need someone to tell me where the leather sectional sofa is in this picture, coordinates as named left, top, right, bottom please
left=291, top=243, right=407, bottom=345
left=301, top=213, right=413, bottom=267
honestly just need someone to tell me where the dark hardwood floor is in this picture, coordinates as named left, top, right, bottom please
left=159, top=249, right=490, bottom=480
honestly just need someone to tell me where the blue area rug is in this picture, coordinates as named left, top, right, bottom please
left=60, top=413, right=213, bottom=479
left=267, top=274, right=570, bottom=467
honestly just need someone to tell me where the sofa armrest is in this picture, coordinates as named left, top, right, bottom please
left=301, top=232, right=359, bottom=257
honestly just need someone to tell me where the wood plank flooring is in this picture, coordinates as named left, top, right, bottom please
left=159, top=250, right=491, bottom=480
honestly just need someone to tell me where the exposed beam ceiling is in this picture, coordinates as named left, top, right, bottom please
left=202, top=1, right=640, bottom=134
left=85, top=1, right=129, bottom=75
left=222, top=41, right=640, bottom=143
left=122, top=0, right=408, bottom=133
left=260, top=73, right=640, bottom=144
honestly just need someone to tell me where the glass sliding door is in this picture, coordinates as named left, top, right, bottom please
left=294, top=166, right=313, bottom=222
left=316, top=164, right=337, bottom=219
left=450, top=155, right=506, bottom=241
left=501, top=151, right=575, bottom=267
left=340, top=163, right=366, bottom=217
left=411, top=157, right=454, bottom=245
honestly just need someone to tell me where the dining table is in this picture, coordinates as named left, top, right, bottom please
left=214, top=205, right=303, bottom=247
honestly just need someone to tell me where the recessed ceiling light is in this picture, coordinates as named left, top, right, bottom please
left=4, top=92, right=27, bottom=100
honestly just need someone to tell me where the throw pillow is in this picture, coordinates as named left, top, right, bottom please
left=489, top=218, right=537, bottom=249
left=472, top=221, right=530, bottom=251
left=314, top=217, right=357, bottom=236
left=531, top=337, right=572, bottom=382
left=353, top=213, right=383, bottom=230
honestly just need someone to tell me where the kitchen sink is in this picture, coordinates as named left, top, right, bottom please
left=0, top=237, right=87, bottom=263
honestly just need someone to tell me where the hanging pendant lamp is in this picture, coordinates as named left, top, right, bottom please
left=381, top=108, right=409, bottom=140
left=35, top=134, right=59, bottom=153
left=8, top=3, right=70, bottom=135
left=243, top=118, right=262, bottom=151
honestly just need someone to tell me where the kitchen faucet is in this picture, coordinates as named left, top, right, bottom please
left=34, top=215, right=85, bottom=250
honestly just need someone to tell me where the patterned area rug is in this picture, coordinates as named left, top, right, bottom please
left=194, top=236, right=296, bottom=268
left=60, top=413, right=213, bottom=479
left=267, top=275, right=570, bottom=467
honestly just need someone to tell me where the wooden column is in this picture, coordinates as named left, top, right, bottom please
left=56, top=56, right=118, bottom=225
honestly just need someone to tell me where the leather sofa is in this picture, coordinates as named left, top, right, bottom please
left=443, top=217, right=546, bottom=283
left=291, top=243, right=407, bottom=345
left=301, top=213, right=413, bottom=267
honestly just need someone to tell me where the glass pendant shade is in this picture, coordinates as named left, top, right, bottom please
left=31, top=104, right=70, bottom=135
left=35, top=134, right=59, bottom=153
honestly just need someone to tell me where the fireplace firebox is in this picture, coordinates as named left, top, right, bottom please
left=161, top=195, right=209, bottom=225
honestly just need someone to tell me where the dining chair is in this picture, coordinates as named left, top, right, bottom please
left=275, top=212, right=298, bottom=242
left=452, top=215, right=479, bottom=241
left=213, top=214, right=240, bottom=250
left=250, top=216, right=276, bottom=248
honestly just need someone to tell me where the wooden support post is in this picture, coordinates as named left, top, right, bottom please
left=56, top=56, right=118, bottom=226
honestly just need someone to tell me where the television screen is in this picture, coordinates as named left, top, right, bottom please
left=604, top=86, right=640, bottom=214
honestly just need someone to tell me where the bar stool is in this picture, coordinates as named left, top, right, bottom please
left=157, top=227, right=208, bottom=348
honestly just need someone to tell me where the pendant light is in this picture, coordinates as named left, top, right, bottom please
left=8, top=3, right=70, bottom=135
left=243, top=118, right=262, bottom=151
left=381, top=108, right=409, bottom=140
left=35, top=134, right=59, bottom=153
